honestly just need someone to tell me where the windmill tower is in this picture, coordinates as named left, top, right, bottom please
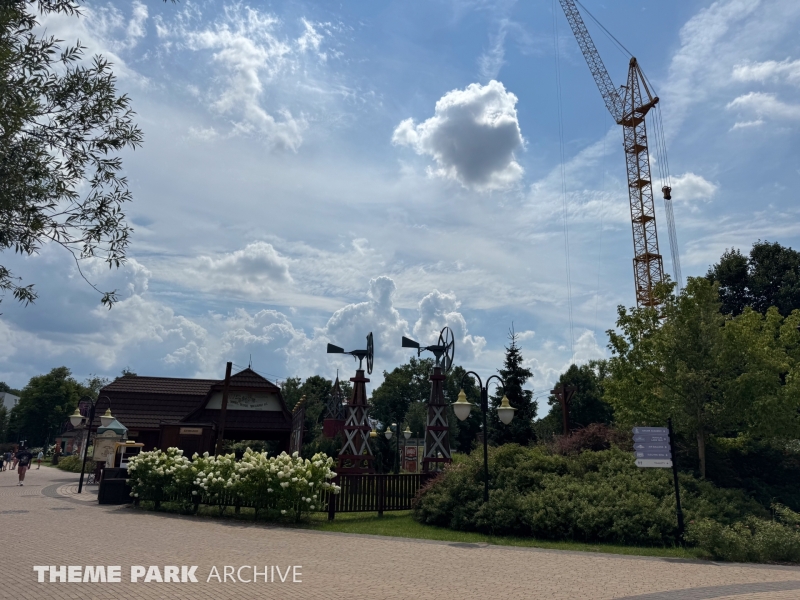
left=327, top=333, right=375, bottom=474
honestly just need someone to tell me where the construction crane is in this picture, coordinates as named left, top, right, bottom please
left=557, top=0, right=681, bottom=306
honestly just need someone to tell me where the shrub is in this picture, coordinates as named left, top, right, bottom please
left=127, top=448, right=339, bottom=521
left=55, top=455, right=96, bottom=473
left=414, top=444, right=764, bottom=546
left=552, top=424, right=631, bottom=455
left=686, top=505, right=800, bottom=563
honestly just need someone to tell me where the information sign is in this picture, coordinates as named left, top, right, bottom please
left=633, top=426, right=672, bottom=469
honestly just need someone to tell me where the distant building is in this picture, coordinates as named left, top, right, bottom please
left=0, top=392, right=19, bottom=411
left=96, top=367, right=293, bottom=455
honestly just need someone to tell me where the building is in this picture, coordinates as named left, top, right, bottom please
left=0, top=392, right=19, bottom=412
left=97, top=368, right=293, bottom=456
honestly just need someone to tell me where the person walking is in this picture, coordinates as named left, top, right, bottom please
left=0, top=453, right=4, bottom=472
left=36, top=450, right=43, bottom=469
left=3, top=451, right=10, bottom=471
left=16, top=445, right=33, bottom=486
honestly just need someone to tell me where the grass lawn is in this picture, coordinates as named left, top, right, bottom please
left=300, top=511, right=705, bottom=560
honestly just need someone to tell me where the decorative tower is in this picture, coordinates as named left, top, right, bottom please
left=400, top=327, right=455, bottom=473
left=422, top=364, right=450, bottom=472
left=327, top=333, right=375, bottom=474
left=323, top=372, right=347, bottom=439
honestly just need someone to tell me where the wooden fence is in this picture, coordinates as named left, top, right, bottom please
left=326, top=473, right=437, bottom=520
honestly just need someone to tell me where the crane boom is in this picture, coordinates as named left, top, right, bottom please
left=557, top=0, right=622, bottom=123
left=557, top=0, right=667, bottom=307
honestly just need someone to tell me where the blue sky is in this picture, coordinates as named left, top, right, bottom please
left=2, top=0, right=800, bottom=410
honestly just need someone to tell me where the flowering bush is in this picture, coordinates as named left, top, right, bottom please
left=127, top=447, right=190, bottom=508
left=127, top=448, right=339, bottom=521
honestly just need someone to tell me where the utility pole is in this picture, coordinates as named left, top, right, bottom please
left=550, top=383, right=576, bottom=435
left=214, top=362, right=232, bottom=456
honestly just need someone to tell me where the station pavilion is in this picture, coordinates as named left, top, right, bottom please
left=97, top=367, right=293, bottom=456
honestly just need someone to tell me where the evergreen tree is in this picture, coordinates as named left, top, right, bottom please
left=488, top=329, right=536, bottom=446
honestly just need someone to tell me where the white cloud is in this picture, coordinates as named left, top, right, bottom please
left=177, top=5, right=307, bottom=150
left=194, top=241, right=291, bottom=292
left=412, top=290, right=486, bottom=361
left=670, top=172, right=719, bottom=202
left=727, top=91, right=800, bottom=120
left=733, top=58, right=800, bottom=85
left=297, top=18, right=325, bottom=57
left=731, top=119, right=765, bottom=129
left=516, top=330, right=535, bottom=341
left=392, top=80, right=524, bottom=190
left=479, top=21, right=508, bottom=80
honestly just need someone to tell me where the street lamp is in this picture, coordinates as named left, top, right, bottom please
left=70, top=395, right=113, bottom=494
left=452, top=372, right=514, bottom=503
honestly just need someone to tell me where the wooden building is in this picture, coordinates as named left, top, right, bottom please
left=98, top=368, right=292, bottom=456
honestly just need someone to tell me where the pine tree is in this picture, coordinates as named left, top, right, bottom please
left=488, top=329, right=537, bottom=446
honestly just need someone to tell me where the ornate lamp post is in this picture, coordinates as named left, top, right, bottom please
left=384, top=422, right=398, bottom=473
left=69, top=395, right=113, bottom=494
left=452, top=372, right=515, bottom=503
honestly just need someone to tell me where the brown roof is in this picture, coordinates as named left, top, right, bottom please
left=102, top=375, right=218, bottom=396
left=98, top=368, right=289, bottom=432
left=226, top=368, right=281, bottom=390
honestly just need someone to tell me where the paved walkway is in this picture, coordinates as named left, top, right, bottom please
left=0, top=465, right=799, bottom=599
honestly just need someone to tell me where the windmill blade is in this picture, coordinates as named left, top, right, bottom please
left=401, top=335, right=420, bottom=349
left=326, top=343, right=345, bottom=354
left=366, top=332, right=374, bottom=375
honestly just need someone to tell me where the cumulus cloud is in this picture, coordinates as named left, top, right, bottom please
left=733, top=58, right=800, bottom=85
left=412, top=290, right=486, bottom=361
left=670, top=172, right=719, bottom=202
left=392, top=80, right=524, bottom=190
left=727, top=91, right=800, bottom=121
left=184, top=242, right=292, bottom=298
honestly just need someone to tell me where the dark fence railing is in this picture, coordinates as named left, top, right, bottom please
left=120, top=472, right=439, bottom=520
left=326, top=473, right=438, bottom=520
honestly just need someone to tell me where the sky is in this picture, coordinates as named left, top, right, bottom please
left=2, top=0, right=800, bottom=412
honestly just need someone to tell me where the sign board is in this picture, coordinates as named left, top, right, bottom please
left=179, top=427, right=203, bottom=436
left=206, top=392, right=282, bottom=411
left=633, top=426, right=672, bottom=469
left=93, top=431, right=121, bottom=466
left=636, top=459, right=673, bottom=468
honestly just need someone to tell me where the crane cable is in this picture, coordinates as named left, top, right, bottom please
left=552, top=0, right=575, bottom=361
left=594, top=109, right=607, bottom=334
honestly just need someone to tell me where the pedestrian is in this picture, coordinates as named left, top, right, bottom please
left=0, top=453, right=4, bottom=472
left=3, top=451, right=10, bottom=471
left=11, top=451, right=18, bottom=470
left=37, top=450, right=43, bottom=469
left=16, top=445, right=33, bottom=486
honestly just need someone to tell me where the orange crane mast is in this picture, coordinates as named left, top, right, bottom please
left=557, top=0, right=677, bottom=307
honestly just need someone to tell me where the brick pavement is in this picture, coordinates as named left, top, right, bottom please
left=0, top=465, right=799, bottom=600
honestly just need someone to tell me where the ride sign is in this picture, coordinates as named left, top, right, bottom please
left=632, top=427, right=672, bottom=468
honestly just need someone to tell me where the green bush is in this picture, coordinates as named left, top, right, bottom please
left=686, top=505, right=800, bottom=563
left=55, top=455, right=96, bottom=473
left=414, top=444, right=765, bottom=546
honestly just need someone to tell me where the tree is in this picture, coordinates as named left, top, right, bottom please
left=605, top=277, right=800, bottom=478
left=1, top=0, right=145, bottom=306
left=370, top=357, right=433, bottom=428
left=0, top=405, right=8, bottom=442
left=536, top=360, right=612, bottom=439
left=370, top=358, right=480, bottom=455
left=707, top=241, right=800, bottom=316
left=0, top=381, right=21, bottom=395
left=488, top=329, right=536, bottom=446
left=8, top=366, right=80, bottom=445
